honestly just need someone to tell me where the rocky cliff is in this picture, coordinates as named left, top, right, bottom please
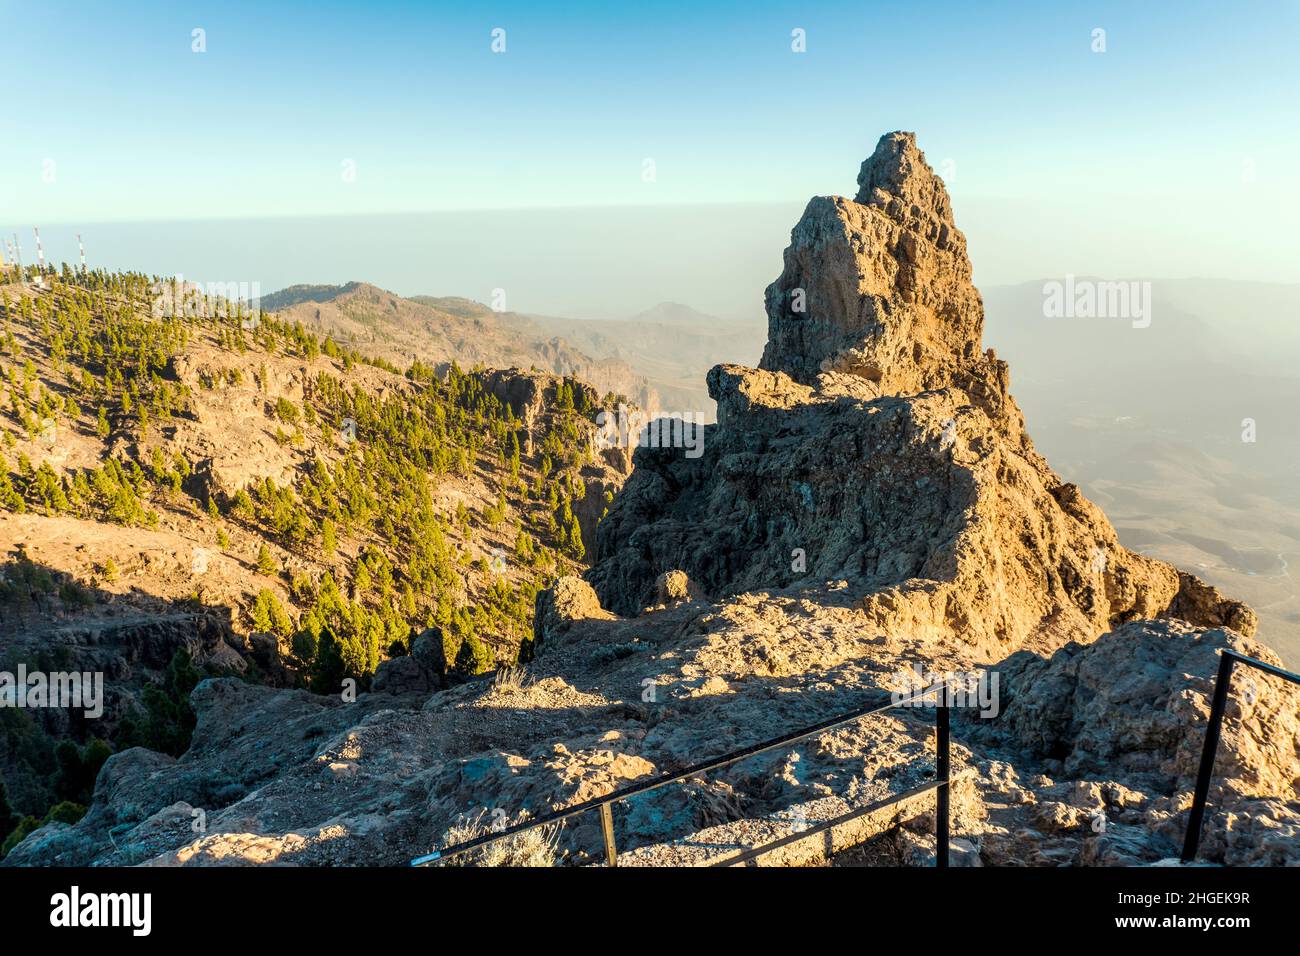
left=591, top=131, right=1253, bottom=660
left=7, top=133, right=1296, bottom=868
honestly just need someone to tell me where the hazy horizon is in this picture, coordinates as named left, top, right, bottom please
left=6, top=205, right=1299, bottom=324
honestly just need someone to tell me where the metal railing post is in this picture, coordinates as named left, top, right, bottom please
left=1181, top=649, right=1236, bottom=863
left=599, top=802, right=618, bottom=867
left=936, top=703, right=950, bottom=868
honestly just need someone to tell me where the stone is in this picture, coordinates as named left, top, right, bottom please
left=533, top=575, right=613, bottom=648
left=370, top=655, right=436, bottom=695
left=948, top=837, right=982, bottom=867
left=410, top=627, right=447, bottom=675
left=653, top=570, right=703, bottom=607
left=1082, top=823, right=1176, bottom=866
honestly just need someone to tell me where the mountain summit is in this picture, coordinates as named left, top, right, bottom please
left=762, top=131, right=989, bottom=404
left=595, top=131, right=1253, bottom=655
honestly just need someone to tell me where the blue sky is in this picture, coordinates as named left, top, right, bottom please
left=2, top=0, right=1299, bottom=295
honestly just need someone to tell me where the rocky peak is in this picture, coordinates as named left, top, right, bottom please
left=853, top=131, right=954, bottom=224
left=760, top=131, right=990, bottom=406
left=592, top=131, right=1254, bottom=658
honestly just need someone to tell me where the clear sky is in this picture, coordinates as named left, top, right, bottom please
left=2, top=0, right=1299, bottom=301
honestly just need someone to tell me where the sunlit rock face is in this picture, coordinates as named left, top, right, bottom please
left=590, top=131, right=1253, bottom=657
left=761, top=132, right=986, bottom=399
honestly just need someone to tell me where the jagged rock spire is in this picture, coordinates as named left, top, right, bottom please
left=760, top=131, right=987, bottom=400
left=853, top=131, right=953, bottom=222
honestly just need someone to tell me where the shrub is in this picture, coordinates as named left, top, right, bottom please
left=437, top=811, right=561, bottom=867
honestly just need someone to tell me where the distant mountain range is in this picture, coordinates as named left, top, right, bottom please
left=517, top=301, right=766, bottom=415
left=265, top=284, right=768, bottom=418
left=263, top=282, right=659, bottom=409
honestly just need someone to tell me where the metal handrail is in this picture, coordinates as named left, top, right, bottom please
left=1181, top=647, right=1300, bottom=863
left=411, top=679, right=957, bottom=867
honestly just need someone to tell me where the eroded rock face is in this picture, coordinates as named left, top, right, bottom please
left=984, top=622, right=1299, bottom=798
left=591, top=131, right=1253, bottom=660
left=761, top=132, right=989, bottom=401
left=479, top=367, right=603, bottom=458
left=0, top=609, right=248, bottom=747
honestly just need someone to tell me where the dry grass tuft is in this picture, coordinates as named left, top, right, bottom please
left=437, top=810, right=561, bottom=867
left=489, top=665, right=533, bottom=693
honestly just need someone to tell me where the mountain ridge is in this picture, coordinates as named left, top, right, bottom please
left=262, top=282, right=662, bottom=411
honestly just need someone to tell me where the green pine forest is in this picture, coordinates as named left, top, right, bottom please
left=0, top=262, right=622, bottom=851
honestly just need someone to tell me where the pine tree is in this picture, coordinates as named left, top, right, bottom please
left=0, top=459, right=24, bottom=513
left=507, top=430, right=521, bottom=479
left=566, top=512, right=585, bottom=560
left=256, top=543, right=276, bottom=575
left=251, top=588, right=292, bottom=635
left=454, top=631, right=494, bottom=675
left=310, top=625, right=346, bottom=693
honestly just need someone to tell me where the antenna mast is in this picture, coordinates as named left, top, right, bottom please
left=33, top=227, right=47, bottom=287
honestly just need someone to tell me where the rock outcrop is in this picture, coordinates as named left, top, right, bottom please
left=590, top=131, right=1253, bottom=664
left=480, top=367, right=601, bottom=457
left=762, top=132, right=990, bottom=400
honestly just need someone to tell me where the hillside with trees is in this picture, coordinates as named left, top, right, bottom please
left=0, top=261, right=630, bottom=854
left=262, top=281, right=660, bottom=411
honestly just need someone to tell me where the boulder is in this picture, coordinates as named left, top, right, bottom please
left=533, top=576, right=613, bottom=648
left=410, top=627, right=447, bottom=675
left=370, top=655, right=437, bottom=696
